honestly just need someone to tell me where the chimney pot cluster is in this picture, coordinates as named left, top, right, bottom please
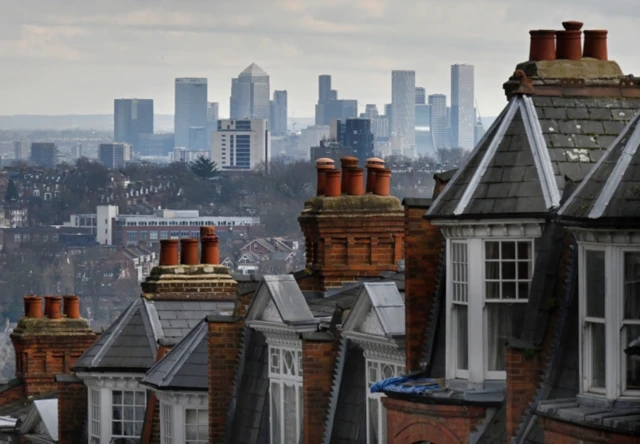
left=23, top=294, right=82, bottom=319
left=158, top=227, right=221, bottom=267
left=315, top=157, right=390, bottom=197
left=528, top=20, right=608, bottom=62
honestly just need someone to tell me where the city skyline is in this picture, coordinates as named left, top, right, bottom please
left=3, top=2, right=637, bottom=118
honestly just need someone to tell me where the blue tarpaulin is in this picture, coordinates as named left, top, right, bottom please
left=370, top=376, right=440, bottom=394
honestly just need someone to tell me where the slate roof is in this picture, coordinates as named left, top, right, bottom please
left=342, top=282, right=405, bottom=337
left=246, top=275, right=317, bottom=325
left=328, top=346, right=366, bottom=444
left=74, top=298, right=234, bottom=372
left=142, top=320, right=208, bottom=391
left=559, top=111, right=640, bottom=225
left=428, top=95, right=640, bottom=219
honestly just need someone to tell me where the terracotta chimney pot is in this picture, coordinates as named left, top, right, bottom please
left=340, top=156, right=359, bottom=195
left=201, top=227, right=220, bottom=265
left=63, top=295, right=80, bottom=319
left=556, top=21, right=583, bottom=60
left=348, top=168, right=365, bottom=196
left=366, top=158, right=386, bottom=193
left=159, top=239, right=179, bottom=266
left=24, top=295, right=43, bottom=319
left=180, top=238, right=199, bottom=265
left=49, top=296, right=62, bottom=320
left=315, top=158, right=335, bottom=196
left=374, top=168, right=392, bottom=196
left=583, top=30, right=608, bottom=60
left=529, top=30, right=556, bottom=61
left=325, top=169, right=342, bottom=197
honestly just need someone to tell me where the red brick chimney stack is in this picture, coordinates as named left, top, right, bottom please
left=180, top=238, right=199, bottom=265
left=374, top=168, right=392, bottom=196
left=315, top=158, right=335, bottom=196
left=325, top=169, right=342, bottom=197
left=340, top=156, right=359, bottom=194
left=366, top=157, right=385, bottom=193
left=159, top=239, right=179, bottom=266
left=556, top=20, right=583, bottom=60
left=529, top=30, right=556, bottom=61
left=200, top=226, right=220, bottom=265
left=583, top=29, right=608, bottom=60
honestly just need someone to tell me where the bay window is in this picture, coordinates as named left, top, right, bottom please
left=111, top=390, right=146, bottom=438
left=580, top=245, right=640, bottom=398
left=366, top=359, right=405, bottom=444
left=159, top=401, right=209, bottom=443
left=269, top=346, right=303, bottom=444
left=185, top=408, right=208, bottom=444
left=444, top=225, right=538, bottom=383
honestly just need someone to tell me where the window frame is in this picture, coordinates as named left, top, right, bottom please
left=110, top=389, right=147, bottom=439
left=579, top=243, right=640, bottom=399
left=365, top=358, right=405, bottom=444
left=268, top=344, right=303, bottom=444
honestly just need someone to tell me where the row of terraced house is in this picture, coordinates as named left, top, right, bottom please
left=0, top=19, right=639, bottom=444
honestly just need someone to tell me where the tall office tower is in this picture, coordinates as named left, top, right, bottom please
left=71, top=143, right=83, bottom=159
left=391, top=70, right=416, bottom=156
left=114, top=99, right=154, bottom=151
left=384, top=103, right=393, bottom=134
left=207, top=102, right=219, bottom=148
left=415, top=87, right=426, bottom=105
left=428, top=94, right=449, bottom=150
left=298, top=125, right=331, bottom=160
left=30, top=143, right=57, bottom=168
left=13, top=141, right=29, bottom=161
left=230, top=63, right=270, bottom=121
left=363, top=104, right=379, bottom=119
left=318, top=75, right=332, bottom=103
left=451, top=64, right=475, bottom=150
left=98, top=143, right=132, bottom=169
left=338, top=119, right=374, bottom=164
left=211, top=119, right=270, bottom=170
left=416, top=103, right=435, bottom=157
left=270, top=90, right=288, bottom=136
left=174, top=78, right=208, bottom=149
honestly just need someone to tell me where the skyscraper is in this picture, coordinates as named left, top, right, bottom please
left=207, top=102, right=219, bottom=149
left=338, top=119, right=374, bottom=164
left=451, top=64, right=475, bottom=150
left=391, top=70, right=416, bottom=156
left=114, top=99, right=154, bottom=151
left=174, top=78, right=208, bottom=149
left=428, top=94, right=448, bottom=150
left=319, top=75, right=332, bottom=103
left=230, top=63, right=270, bottom=121
left=211, top=119, right=270, bottom=170
left=30, top=143, right=57, bottom=168
left=415, top=87, right=426, bottom=105
left=99, top=143, right=132, bottom=169
left=13, top=141, right=29, bottom=161
left=270, top=90, right=288, bottom=136
left=315, top=75, right=358, bottom=125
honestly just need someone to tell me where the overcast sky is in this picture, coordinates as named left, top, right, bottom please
left=1, top=0, right=638, bottom=118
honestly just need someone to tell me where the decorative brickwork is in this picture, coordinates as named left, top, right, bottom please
left=299, top=195, right=405, bottom=291
left=404, top=202, right=443, bottom=373
left=141, top=264, right=237, bottom=300
left=301, top=333, right=338, bottom=444
left=57, top=375, right=88, bottom=444
left=541, top=417, right=640, bottom=444
left=383, top=397, right=488, bottom=444
left=10, top=313, right=96, bottom=397
left=208, top=315, right=244, bottom=442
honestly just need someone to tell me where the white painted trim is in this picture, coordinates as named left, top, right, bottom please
left=454, top=99, right=518, bottom=216
left=590, top=122, right=640, bottom=218
left=519, top=96, right=561, bottom=209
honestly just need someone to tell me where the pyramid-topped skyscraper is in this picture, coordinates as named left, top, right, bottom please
left=230, top=62, right=270, bottom=121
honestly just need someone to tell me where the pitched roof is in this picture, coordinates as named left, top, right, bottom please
left=342, top=282, right=405, bottom=338
left=142, top=320, right=208, bottom=391
left=246, top=275, right=316, bottom=326
left=428, top=95, right=640, bottom=219
left=558, top=111, right=640, bottom=225
left=74, top=298, right=235, bottom=372
left=240, top=63, right=268, bottom=77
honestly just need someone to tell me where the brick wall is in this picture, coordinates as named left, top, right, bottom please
left=57, top=375, right=88, bottom=444
left=141, top=264, right=238, bottom=300
left=404, top=202, right=443, bottom=373
left=383, top=397, right=487, bottom=444
left=541, top=417, right=640, bottom=444
left=0, top=381, right=25, bottom=408
left=208, top=315, right=244, bottom=442
left=301, top=333, right=338, bottom=444
left=505, top=346, right=545, bottom=439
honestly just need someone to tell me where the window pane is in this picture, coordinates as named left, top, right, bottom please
left=487, top=304, right=513, bottom=371
left=368, top=397, right=379, bottom=444
left=186, top=409, right=197, bottom=424
left=590, top=322, right=606, bottom=388
left=624, top=252, right=640, bottom=320
left=585, top=250, right=605, bottom=318
left=486, top=282, right=500, bottom=299
left=625, top=325, right=640, bottom=391
left=485, top=262, right=500, bottom=280
left=517, top=241, right=532, bottom=259
left=502, top=262, right=516, bottom=280
left=284, top=383, right=297, bottom=443
left=502, top=242, right=516, bottom=259
left=502, top=282, right=516, bottom=299
left=455, top=305, right=468, bottom=371
left=485, top=242, right=500, bottom=260
left=270, top=382, right=281, bottom=443
left=518, top=282, right=529, bottom=300
left=113, top=391, right=122, bottom=404
left=381, top=364, right=394, bottom=379
left=518, top=261, right=531, bottom=280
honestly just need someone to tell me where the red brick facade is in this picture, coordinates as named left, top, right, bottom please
left=404, top=202, right=443, bottom=373
left=541, top=417, right=640, bottom=444
left=301, top=333, right=339, bottom=444
left=383, top=397, right=488, bottom=444
left=505, top=346, right=545, bottom=439
left=57, top=376, right=88, bottom=444
left=0, top=381, right=25, bottom=407
left=208, top=315, right=244, bottom=442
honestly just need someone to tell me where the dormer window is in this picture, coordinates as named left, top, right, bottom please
left=580, top=245, right=640, bottom=398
